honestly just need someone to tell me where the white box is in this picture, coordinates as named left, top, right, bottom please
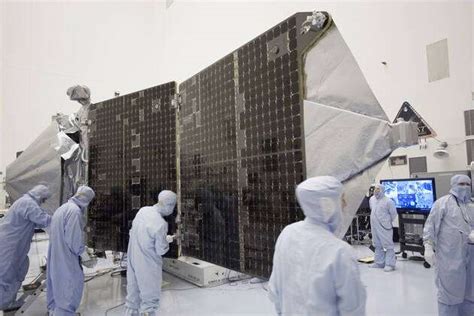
left=163, top=256, right=232, bottom=287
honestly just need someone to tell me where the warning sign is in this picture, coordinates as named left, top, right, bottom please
left=393, top=101, right=436, bottom=137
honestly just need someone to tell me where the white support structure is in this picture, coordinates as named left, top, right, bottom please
left=164, top=256, right=239, bottom=287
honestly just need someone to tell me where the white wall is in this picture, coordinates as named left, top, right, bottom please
left=374, top=0, right=473, bottom=180
left=1, top=1, right=473, bottom=182
left=1, top=1, right=166, bottom=174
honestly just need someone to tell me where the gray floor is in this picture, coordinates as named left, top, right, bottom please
left=19, top=234, right=437, bottom=316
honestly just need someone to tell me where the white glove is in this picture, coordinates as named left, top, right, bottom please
left=424, top=243, right=435, bottom=266
left=166, top=235, right=175, bottom=243
left=80, top=248, right=97, bottom=268
left=469, top=231, right=474, bottom=244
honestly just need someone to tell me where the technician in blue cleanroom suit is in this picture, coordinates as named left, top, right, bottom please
left=268, top=176, right=366, bottom=316
left=423, top=174, right=474, bottom=316
left=125, top=190, right=177, bottom=316
left=369, top=184, right=398, bottom=272
left=0, top=185, right=52, bottom=310
left=46, top=186, right=95, bottom=316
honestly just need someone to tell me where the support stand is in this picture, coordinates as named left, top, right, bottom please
left=398, top=212, right=431, bottom=268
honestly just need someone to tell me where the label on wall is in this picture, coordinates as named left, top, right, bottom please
left=389, top=155, right=407, bottom=166
left=393, top=101, right=436, bottom=138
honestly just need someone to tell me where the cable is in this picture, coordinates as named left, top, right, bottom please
left=249, top=278, right=266, bottom=284
left=452, top=139, right=467, bottom=146
left=432, top=137, right=466, bottom=146
left=84, top=268, right=117, bottom=283
left=81, top=147, right=89, bottom=163
left=162, top=287, right=197, bottom=292
left=161, top=284, right=266, bottom=292
left=202, top=285, right=266, bottom=291
left=225, top=270, right=251, bottom=284
left=110, top=270, right=126, bottom=277
left=104, top=302, right=125, bottom=316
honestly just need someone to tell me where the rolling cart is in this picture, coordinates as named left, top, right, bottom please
left=398, top=212, right=431, bottom=268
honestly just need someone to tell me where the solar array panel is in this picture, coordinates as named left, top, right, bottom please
left=179, top=12, right=326, bottom=277
left=88, top=82, right=178, bottom=255
left=88, top=12, right=331, bottom=277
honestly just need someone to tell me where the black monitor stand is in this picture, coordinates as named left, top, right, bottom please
left=398, top=211, right=431, bottom=268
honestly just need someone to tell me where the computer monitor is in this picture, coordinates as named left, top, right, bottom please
left=380, top=178, right=436, bottom=213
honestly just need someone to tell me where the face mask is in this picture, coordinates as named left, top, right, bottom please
left=158, top=201, right=176, bottom=217
left=453, top=185, right=472, bottom=203
left=374, top=191, right=384, bottom=199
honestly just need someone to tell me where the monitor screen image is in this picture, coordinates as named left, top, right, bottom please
left=380, top=178, right=436, bottom=213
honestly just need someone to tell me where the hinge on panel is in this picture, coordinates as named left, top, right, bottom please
left=171, top=93, right=182, bottom=110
